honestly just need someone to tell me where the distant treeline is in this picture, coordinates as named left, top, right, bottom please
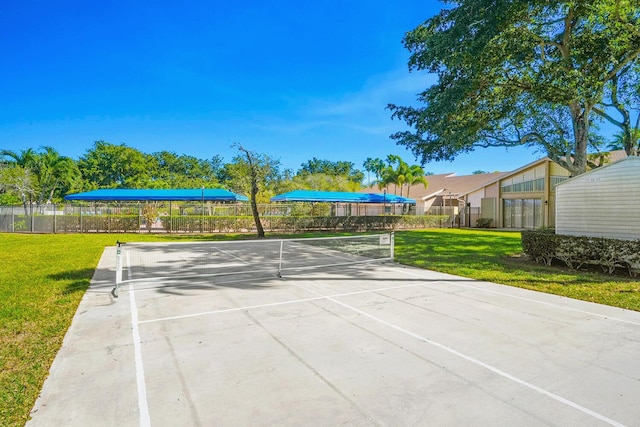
left=0, top=141, right=427, bottom=206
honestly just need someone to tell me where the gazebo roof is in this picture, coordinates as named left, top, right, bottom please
left=271, top=190, right=415, bottom=204
left=64, top=188, right=248, bottom=202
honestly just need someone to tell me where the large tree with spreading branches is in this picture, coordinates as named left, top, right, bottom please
left=389, top=0, right=640, bottom=176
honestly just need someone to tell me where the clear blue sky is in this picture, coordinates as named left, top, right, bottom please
left=0, top=0, right=548, bottom=176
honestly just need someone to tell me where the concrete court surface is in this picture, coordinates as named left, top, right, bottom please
left=27, top=245, right=640, bottom=427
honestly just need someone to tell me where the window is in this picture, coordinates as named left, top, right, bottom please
left=551, top=176, right=569, bottom=187
left=503, top=198, right=543, bottom=229
left=501, top=178, right=544, bottom=193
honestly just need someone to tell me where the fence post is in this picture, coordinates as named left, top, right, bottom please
left=53, top=204, right=57, bottom=234
left=11, top=205, right=14, bottom=232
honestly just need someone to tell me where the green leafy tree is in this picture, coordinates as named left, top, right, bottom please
left=389, top=0, right=640, bottom=176
left=362, top=157, right=386, bottom=186
left=1, top=148, right=38, bottom=169
left=403, top=164, right=428, bottom=198
left=375, top=155, right=407, bottom=195
left=1, top=149, right=37, bottom=207
left=607, top=129, right=640, bottom=154
left=148, top=151, right=223, bottom=188
left=0, top=164, right=35, bottom=208
left=1, top=147, right=79, bottom=204
left=282, top=173, right=361, bottom=192
left=78, top=141, right=151, bottom=189
left=225, top=145, right=282, bottom=238
left=596, top=64, right=640, bottom=156
left=32, top=147, right=81, bottom=203
left=298, top=158, right=364, bottom=184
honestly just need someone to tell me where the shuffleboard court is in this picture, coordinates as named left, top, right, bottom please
left=27, top=239, right=640, bottom=426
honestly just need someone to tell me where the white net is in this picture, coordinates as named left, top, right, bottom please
left=112, top=233, right=394, bottom=296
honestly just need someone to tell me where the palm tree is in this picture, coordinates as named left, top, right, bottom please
left=363, top=157, right=386, bottom=186
left=1, top=147, right=81, bottom=204
left=33, top=147, right=81, bottom=204
left=385, top=155, right=410, bottom=196
left=608, top=130, right=640, bottom=156
left=1, top=149, right=39, bottom=210
left=376, top=165, right=396, bottom=193
left=403, top=165, right=428, bottom=198
left=1, top=148, right=38, bottom=168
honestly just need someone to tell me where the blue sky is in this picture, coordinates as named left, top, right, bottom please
left=0, top=0, right=547, bottom=176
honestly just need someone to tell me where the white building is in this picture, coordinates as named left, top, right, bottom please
left=556, top=156, right=640, bottom=240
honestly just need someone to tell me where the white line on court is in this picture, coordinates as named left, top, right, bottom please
left=394, top=267, right=640, bottom=327
left=294, top=283, right=626, bottom=427
left=137, top=282, right=428, bottom=324
left=127, top=252, right=151, bottom=427
left=214, top=247, right=251, bottom=264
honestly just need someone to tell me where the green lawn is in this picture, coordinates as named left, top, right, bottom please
left=394, top=229, right=640, bottom=310
left=2, top=229, right=639, bottom=426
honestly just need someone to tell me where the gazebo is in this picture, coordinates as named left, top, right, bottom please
left=62, top=188, right=248, bottom=233
left=270, top=190, right=415, bottom=216
left=64, top=188, right=248, bottom=202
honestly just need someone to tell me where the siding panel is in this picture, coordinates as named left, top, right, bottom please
left=556, top=158, right=640, bottom=240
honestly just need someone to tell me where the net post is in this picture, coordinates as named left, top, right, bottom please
left=390, top=231, right=395, bottom=262
left=112, top=241, right=125, bottom=298
left=277, top=239, right=284, bottom=277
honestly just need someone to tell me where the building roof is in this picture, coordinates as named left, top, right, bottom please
left=271, top=190, right=415, bottom=204
left=556, top=155, right=640, bottom=187
left=450, top=150, right=629, bottom=198
left=64, top=188, right=249, bottom=202
left=361, top=172, right=507, bottom=200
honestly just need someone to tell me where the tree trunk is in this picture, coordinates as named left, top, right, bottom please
left=250, top=180, right=265, bottom=238
left=239, top=145, right=265, bottom=238
left=568, top=104, right=590, bottom=176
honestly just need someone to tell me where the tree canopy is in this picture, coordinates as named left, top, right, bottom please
left=1, top=147, right=80, bottom=205
left=389, top=0, right=640, bottom=176
left=0, top=140, right=428, bottom=206
left=298, top=158, right=364, bottom=184
left=374, top=155, right=428, bottom=197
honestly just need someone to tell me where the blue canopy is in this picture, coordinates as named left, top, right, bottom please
left=64, top=189, right=248, bottom=202
left=271, top=190, right=415, bottom=204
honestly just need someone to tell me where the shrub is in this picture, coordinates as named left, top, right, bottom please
left=521, top=230, right=640, bottom=276
left=476, top=218, right=493, bottom=228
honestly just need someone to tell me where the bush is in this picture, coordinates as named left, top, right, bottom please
left=521, top=230, right=640, bottom=276
left=476, top=218, right=493, bottom=228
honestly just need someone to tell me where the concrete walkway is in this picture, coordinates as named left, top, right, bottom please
left=27, top=246, right=640, bottom=426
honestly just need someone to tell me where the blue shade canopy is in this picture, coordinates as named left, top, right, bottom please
left=271, top=190, right=415, bottom=204
left=64, top=189, right=248, bottom=202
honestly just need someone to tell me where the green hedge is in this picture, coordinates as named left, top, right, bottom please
left=521, top=230, right=640, bottom=276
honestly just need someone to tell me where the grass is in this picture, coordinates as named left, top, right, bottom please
left=0, top=232, right=244, bottom=427
left=2, top=229, right=639, bottom=426
left=394, top=229, right=640, bottom=310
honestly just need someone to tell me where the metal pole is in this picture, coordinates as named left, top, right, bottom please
left=201, top=186, right=205, bottom=233
left=277, top=239, right=284, bottom=277
left=383, top=189, right=387, bottom=229
left=390, top=231, right=395, bottom=262
left=112, top=240, right=126, bottom=298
